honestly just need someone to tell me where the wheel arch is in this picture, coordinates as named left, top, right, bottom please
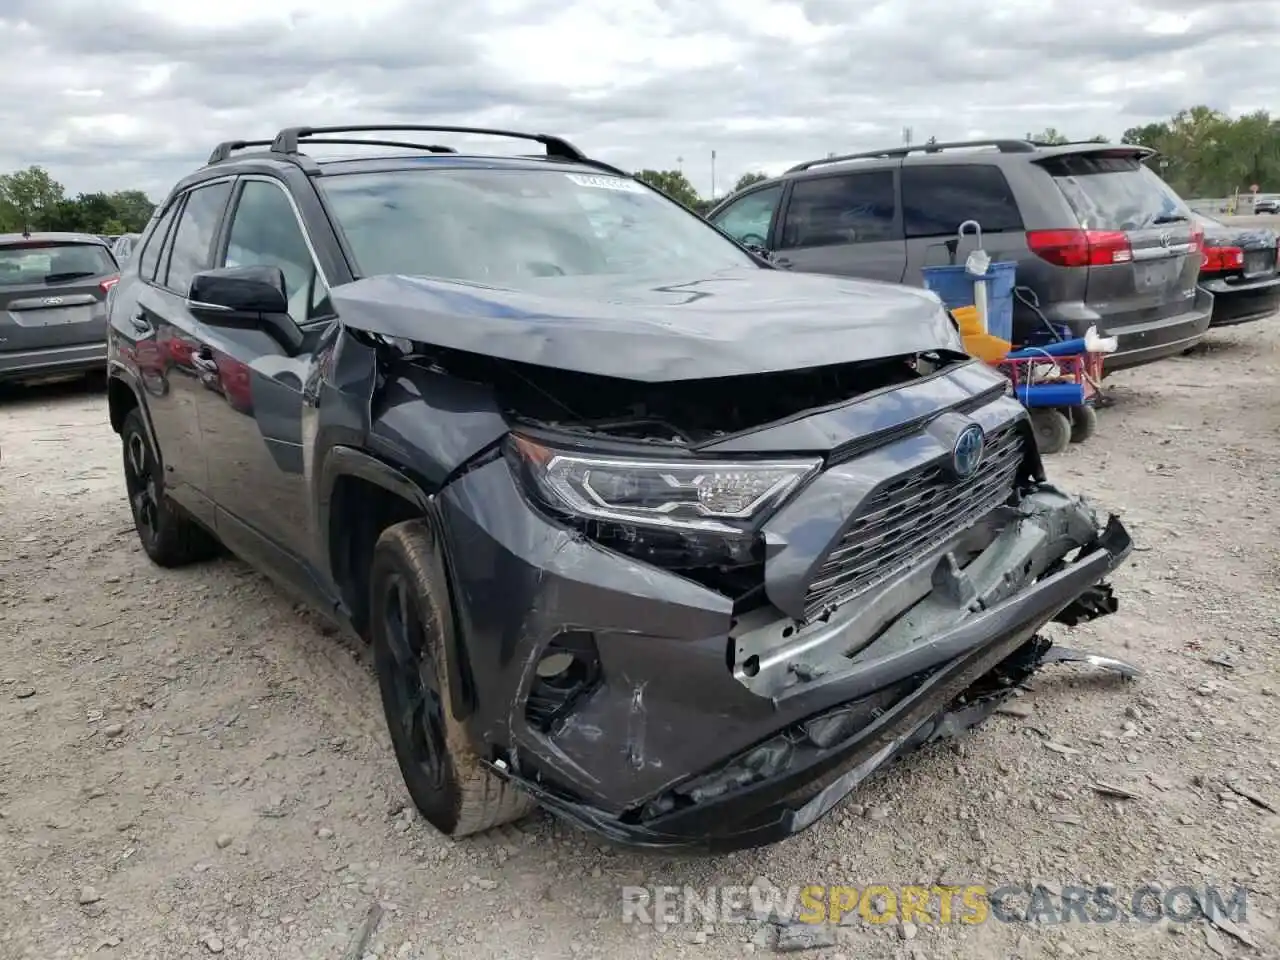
left=320, top=447, right=477, bottom=720
left=106, top=365, right=165, bottom=469
left=106, top=365, right=142, bottom=435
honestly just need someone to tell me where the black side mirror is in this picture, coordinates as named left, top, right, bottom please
left=189, top=265, right=288, bottom=314
left=187, top=266, right=302, bottom=354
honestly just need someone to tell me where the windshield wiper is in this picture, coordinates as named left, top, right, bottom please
left=1150, top=214, right=1189, bottom=225
left=43, top=270, right=97, bottom=283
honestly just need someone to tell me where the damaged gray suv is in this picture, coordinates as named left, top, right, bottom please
left=105, top=125, right=1133, bottom=851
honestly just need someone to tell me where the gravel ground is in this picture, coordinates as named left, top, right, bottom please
left=2, top=318, right=1279, bottom=960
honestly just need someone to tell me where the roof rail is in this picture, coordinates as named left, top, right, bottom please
left=269, top=125, right=591, bottom=163
left=208, top=139, right=275, bottom=164
left=786, top=139, right=1038, bottom=173
left=209, top=137, right=458, bottom=166
left=1029, top=139, right=1111, bottom=147
left=286, top=138, right=458, bottom=155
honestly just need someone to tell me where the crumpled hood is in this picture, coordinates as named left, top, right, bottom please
left=331, top=268, right=964, bottom=381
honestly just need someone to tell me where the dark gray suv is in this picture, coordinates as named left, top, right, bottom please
left=104, top=123, right=1132, bottom=851
left=707, top=140, right=1213, bottom=370
left=1, top=232, right=120, bottom=385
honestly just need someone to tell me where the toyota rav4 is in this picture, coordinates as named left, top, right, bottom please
left=105, top=125, right=1133, bottom=851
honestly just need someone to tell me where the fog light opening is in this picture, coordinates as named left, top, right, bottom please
left=525, top=631, right=602, bottom=732
left=536, top=651, right=577, bottom=682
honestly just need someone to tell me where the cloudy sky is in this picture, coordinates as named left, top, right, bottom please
left=1, top=0, right=1276, bottom=201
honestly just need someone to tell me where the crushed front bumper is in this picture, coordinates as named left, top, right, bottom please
left=436, top=451, right=1132, bottom=851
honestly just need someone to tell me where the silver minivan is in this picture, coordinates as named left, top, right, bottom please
left=707, top=140, right=1213, bottom=370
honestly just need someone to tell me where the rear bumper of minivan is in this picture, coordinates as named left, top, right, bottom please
left=1039, top=289, right=1213, bottom=372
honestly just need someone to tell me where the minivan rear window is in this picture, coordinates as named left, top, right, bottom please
left=0, top=242, right=116, bottom=286
left=1039, top=154, right=1190, bottom=232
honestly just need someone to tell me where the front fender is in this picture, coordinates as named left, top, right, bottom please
left=365, top=360, right=511, bottom=492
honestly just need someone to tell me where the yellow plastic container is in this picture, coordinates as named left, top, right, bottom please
left=952, top=305, right=1011, bottom=363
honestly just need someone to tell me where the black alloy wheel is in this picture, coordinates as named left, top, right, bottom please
left=369, top=520, right=536, bottom=837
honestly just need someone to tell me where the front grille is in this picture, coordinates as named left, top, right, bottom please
left=802, top=421, right=1026, bottom=621
left=1244, top=249, right=1276, bottom=276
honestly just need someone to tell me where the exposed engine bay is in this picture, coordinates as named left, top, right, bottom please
left=395, top=340, right=963, bottom=446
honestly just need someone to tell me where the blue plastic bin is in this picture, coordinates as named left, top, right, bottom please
left=921, top=261, right=1017, bottom=343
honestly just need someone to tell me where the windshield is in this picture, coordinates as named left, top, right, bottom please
left=319, top=167, right=758, bottom=287
left=1043, top=154, right=1192, bottom=232
left=0, top=242, right=116, bottom=286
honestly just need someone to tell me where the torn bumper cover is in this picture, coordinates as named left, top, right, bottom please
left=438, top=453, right=1133, bottom=852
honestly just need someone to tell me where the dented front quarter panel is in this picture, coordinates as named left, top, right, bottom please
left=365, top=360, right=510, bottom=491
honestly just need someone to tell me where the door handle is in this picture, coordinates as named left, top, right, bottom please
left=130, top=312, right=151, bottom=333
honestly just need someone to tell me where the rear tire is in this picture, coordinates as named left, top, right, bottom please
left=1029, top=409, right=1072, bottom=456
left=369, top=520, right=536, bottom=838
left=120, top=408, right=220, bottom=567
left=1069, top=405, right=1098, bottom=444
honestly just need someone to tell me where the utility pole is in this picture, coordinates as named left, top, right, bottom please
left=710, top=150, right=717, bottom=199
left=902, top=126, right=913, bottom=146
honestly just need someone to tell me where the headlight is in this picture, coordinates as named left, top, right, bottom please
left=508, top=436, right=819, bottom=533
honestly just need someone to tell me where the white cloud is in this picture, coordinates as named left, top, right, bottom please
left=1, top=0, right=1276, bottom=200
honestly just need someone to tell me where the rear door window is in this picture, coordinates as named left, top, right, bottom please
left=138, top=202, right=182, bottom=282
left=709, top=184, right=783, bottom=246
left=162, top=181, right=233, bottom=294
left=1039, top=154, right=1190, bottom=231
left=0, top=242, right=116, bottom=286
left=902, top=166, right=1023, bottom=238
left=779, top=172, right=897, bottom=249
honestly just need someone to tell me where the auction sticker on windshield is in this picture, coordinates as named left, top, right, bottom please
left=565, top=173, right=646, bottom=193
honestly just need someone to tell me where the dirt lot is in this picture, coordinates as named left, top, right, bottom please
left=2, top=320, right=1279, bottom=960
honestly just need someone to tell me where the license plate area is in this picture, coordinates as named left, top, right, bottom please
left=1244, top=251, right=1276, bottom=277
left=8, top=306, right=93, bottom=327
left=1135, top=257, right=1182, bottom=291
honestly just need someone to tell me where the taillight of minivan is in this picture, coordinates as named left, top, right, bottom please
left=1026, top=229, right=1133, bottom=267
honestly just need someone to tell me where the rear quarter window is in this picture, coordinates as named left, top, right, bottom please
left=1038, top=154, right=1190, bottom=231
left=902, top=165, right=1023, bottom=238
left=138, top=201, right=182, bottom=282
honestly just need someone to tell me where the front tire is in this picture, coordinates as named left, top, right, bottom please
left=120, top=408, right=219, bottom=567
left=369, top=520, right=536, bottom=838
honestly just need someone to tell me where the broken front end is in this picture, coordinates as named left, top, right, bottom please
left=413, top=350, right=1132, bottom=851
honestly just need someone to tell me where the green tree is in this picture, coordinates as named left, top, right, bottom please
left=732, top=171, right=769, bottom=193
left=633, top=169, right=701, bottom=208
left=0, top=165, right=65, bottom=232
left=1027, top=128, right=1069, bottom=145
left=106, top=190, right=155, bottom=231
